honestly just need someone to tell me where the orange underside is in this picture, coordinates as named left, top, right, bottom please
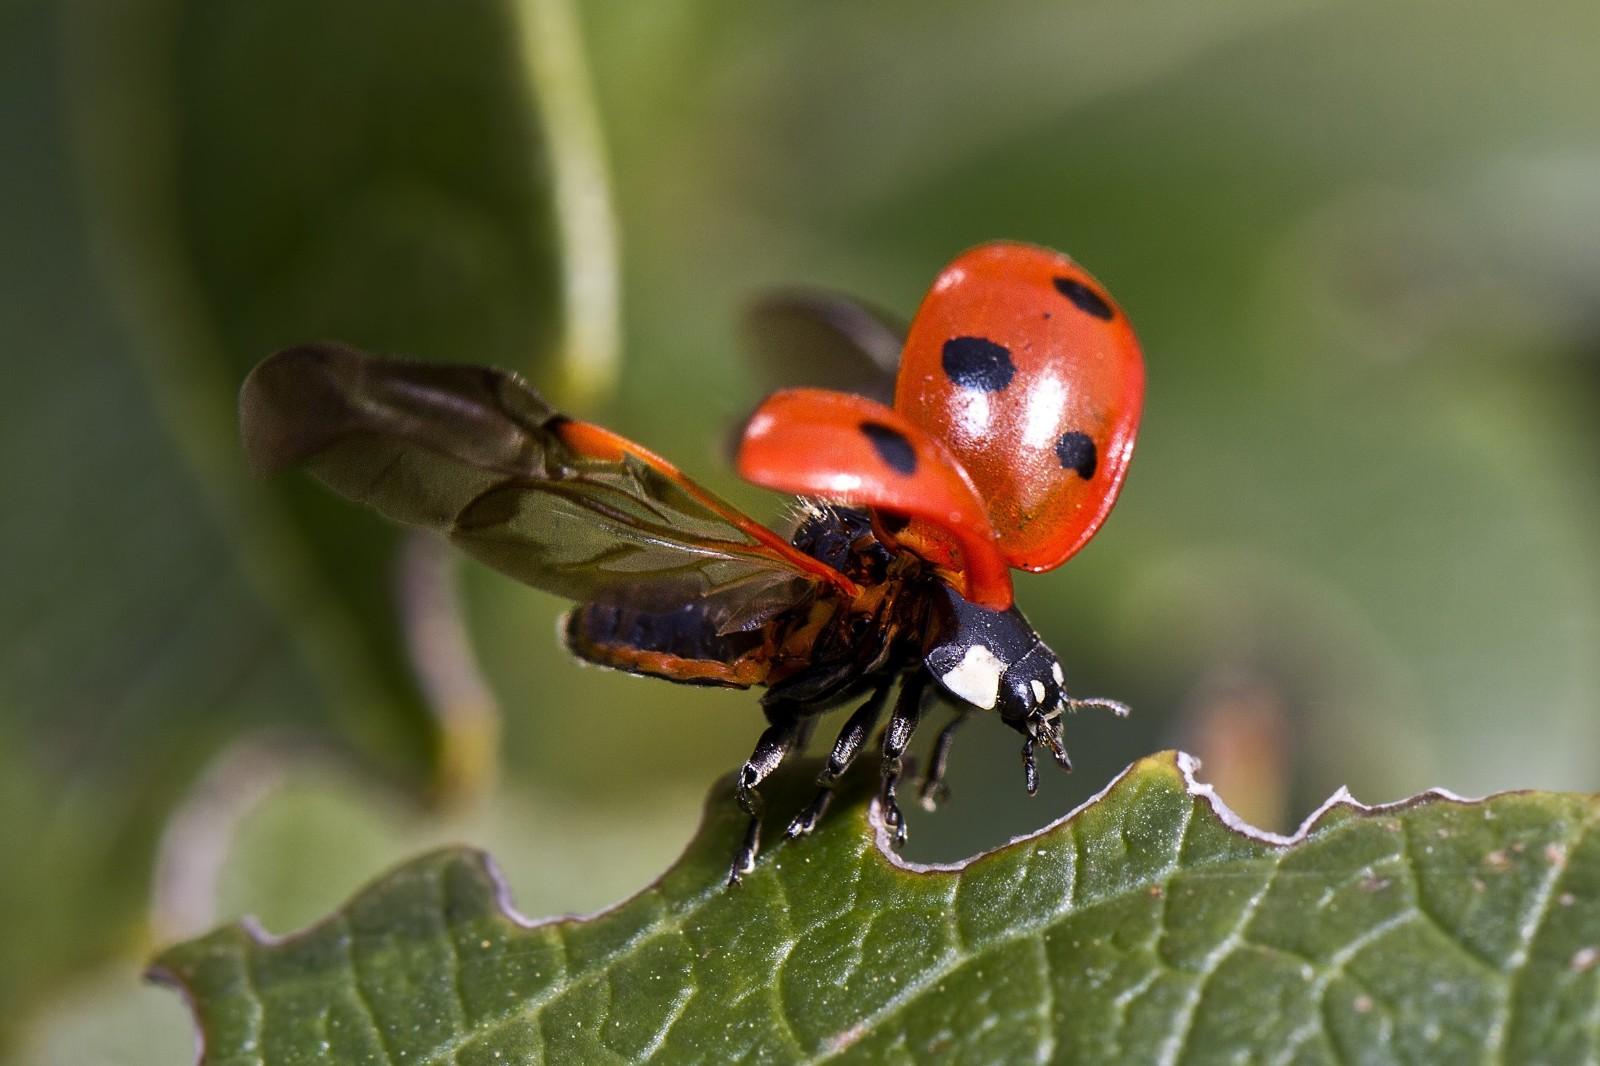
left=577, top=640, right=771, bottom=688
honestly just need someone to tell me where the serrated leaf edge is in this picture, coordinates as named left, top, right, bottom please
left=870, top=750, right=1490, bottom=875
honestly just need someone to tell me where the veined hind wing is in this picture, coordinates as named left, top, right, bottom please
left=240, top=343, right=855, bottom=631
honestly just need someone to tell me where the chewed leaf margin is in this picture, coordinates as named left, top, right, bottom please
left=150, top=751, right=1600, bottom=1065
left=880, top=750, right=1485, bottom=871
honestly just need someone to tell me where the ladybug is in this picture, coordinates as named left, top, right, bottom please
left=240, top=241, right=1145, bottom=884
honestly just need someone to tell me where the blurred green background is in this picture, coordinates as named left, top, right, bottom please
left=5, top=0, right=1599, bottom=1060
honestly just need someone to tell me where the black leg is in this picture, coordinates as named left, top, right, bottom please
left=917, top=711, right=969, bottom=811
left=879, top=673, right=929, bottom=850
left=787, top=679, right=893, bottom=839
left=1037, top=718, right=1073, bottom=772
left=729, top=705, right=805, bottom=885
left=1021, top=734, right=1039, bottom=796
left=1016, top=710, right=1073, bottom=799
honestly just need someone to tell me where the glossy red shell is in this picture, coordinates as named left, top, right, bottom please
left=895, top=242, right=1144, bottom=573
left=737, top=388, right=1013, bottom=608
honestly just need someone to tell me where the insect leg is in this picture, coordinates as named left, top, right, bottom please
left=1036, top=720, right=1073, bottom=773
left=729, top=704, right=804, bottom=886
left=917, top=709, right=970, bottom=811
left=1021, top=734, right=1040, bottom=796
left=879, top=672, right=929, bottom=850
left=786, top=678, right=894, bottom=839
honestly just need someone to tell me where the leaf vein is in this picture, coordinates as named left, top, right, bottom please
left=764, top=858, right=810, bottom=1060
left=1397, top=821, right=1504, bottom=978
left=1269, top=909, right=1419, bottom=1066
left=638, top=984, right=695, bottom=1062
left=1153, top=856, right=1277, bottom=1066
left=339, top=914, right=400, bottom=1066
left=1485, top=813, right=1594, bottom=1064
left=803, top=854, right=1216, bottom=1063
left=238, top=932, right=267, bottom=1066
left=1031, top=936, right=1057, bottom=1065
left=434, top=866, right=472, bottom=1037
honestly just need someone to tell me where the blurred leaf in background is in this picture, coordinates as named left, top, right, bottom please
left=4, top=0, right=1600, bottom=1061
left=6, top=0, right=617, bottom=1050
left=66, top=0, right=575, bottom=792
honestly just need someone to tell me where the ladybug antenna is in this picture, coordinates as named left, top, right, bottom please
left=1067, top=696, right=1132, bottom=719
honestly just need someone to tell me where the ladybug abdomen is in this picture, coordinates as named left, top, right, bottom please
left=563, top=602, right=771, bottom=687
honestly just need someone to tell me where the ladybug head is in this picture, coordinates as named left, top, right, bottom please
left=997, top=642, right=1070, bottom=723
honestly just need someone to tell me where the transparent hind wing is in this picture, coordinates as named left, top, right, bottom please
left=241, top=343, right=854, bottom=628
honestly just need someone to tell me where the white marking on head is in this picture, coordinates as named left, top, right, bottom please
left=1030, top=679, right=1047, bottom=704
left=939, top=645, right=1005, bottom=710
left=1051, top=661, right=1064, bottom=685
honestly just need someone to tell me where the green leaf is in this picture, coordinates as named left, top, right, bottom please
left=0, top=0, right=616, bottom=1038
left=153, top=752, right=1600, bottom=1063
left=0, top=4, right=330, bottom=1041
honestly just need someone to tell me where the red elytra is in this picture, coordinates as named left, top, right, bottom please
left=896, top=241, right=1144, bottom=573
left=736, top=388, right=1012, bottom=608
left=739, top=240, right=1144, bottom=603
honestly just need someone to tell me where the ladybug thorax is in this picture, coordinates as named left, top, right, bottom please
left=921, top=583, right=1065, bottom=720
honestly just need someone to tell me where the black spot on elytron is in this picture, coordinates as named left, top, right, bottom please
left=941, top=336, right=1015, bottom=392
left=861, top=421, right=918, bottom=475
left=1055, top=431, right=1098, bottom=479
left=1052, top=276, right=1115, bottom=320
